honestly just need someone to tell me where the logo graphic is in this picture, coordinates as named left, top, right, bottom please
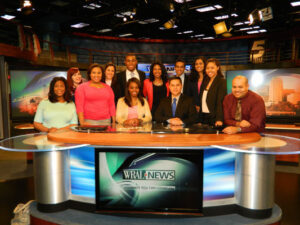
left=122, top=170, right=175, bottom=181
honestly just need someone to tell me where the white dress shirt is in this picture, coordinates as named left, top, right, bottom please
left=126, top=69, right=140, bottom=81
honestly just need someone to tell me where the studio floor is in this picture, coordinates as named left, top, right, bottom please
left=0, top=150, right=300, bottom=225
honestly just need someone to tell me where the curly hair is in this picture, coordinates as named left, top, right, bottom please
left=87, top=63, right=104, bottom=81
left=124, top=78, right=144, bottom=107
left=149, top=62, right=168, bottom=83
left=48, top=77, right=72, bottom=103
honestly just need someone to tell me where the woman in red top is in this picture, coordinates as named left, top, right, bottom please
left=143, top=62, right=169, bottom=118
left=75, top=63, right=115, bottom=126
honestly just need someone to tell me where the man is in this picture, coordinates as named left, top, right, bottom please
left=222, top=75, right=266, bottom=134
left=117, top=53, right=146, bottom=96
left=174, top=59, right=189, bottom=95
left=154, top=77, right=197, bottom=125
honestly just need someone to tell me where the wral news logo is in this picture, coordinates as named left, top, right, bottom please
left=122, top=169, right=175, bottom=181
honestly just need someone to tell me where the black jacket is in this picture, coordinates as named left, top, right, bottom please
left=154, top=94, right=197, bottom=125
left=116, top=70, right=146, bottom=97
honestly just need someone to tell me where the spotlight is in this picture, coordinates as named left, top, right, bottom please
left=170, top=3, right=175, bottom=12
left=21, top=0, right=33, bottom=15
left=123, top=17, right=127, bottom=22
left=164, top=18, right=175, bottom=29
left=213, top=21, right=228, bottom=35
left=130, top=14, right=133, bottom=19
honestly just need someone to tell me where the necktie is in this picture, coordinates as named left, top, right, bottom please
left=172, top=98, right=177, bottom=117
left=235, top=99, right=242, bottom=121
left=130, top=72, right=135, bottom=78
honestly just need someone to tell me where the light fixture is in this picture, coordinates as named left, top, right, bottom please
left=21, top=0, right=34, bottom=15
left=1, top=15, right=16, bottom=20
left=71, top=23, right=89, bottom=28
left=97, top=28, right=112, bottom=33
left=174, top=0, right=192, bottom=3
left=213, top=21, right=228, bottom=35
left=164, top=18, right=175, bottom=29
left=196, top=5, right=223, bottom=13
left=170, top=3, right=175, bottom=12
left=130, top=14, right=133, bottom=19
left=123, top=17, right=127, bottom=22
left=291, top=1, right=300, bottom=6
left=119, top=33, right=133, bottom=37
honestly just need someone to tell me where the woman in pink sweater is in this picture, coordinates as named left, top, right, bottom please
left=75, top=63, right=116, bottom=126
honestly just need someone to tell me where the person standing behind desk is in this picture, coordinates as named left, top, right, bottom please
left=66, top=67, right=84, bottom=102
left=102, top=62, right=121, bottom=104
left=117, top=53, right=146, bottom=96
left=222, top=75, right=266, bottom=134
left=186, top=56, right=207, bottom=112
left=199, top=58, right=227, bottom=127
left=34, top=77, right=78, bottom=133
left=75, top=63, right=116, bottom=126
left=116, top=78, right=152, bottom=126
left=174, top=59, right=189, bottom=95
left=154, top=77, right=197, bottom=125
left=143, top=62, right=169, bottom=117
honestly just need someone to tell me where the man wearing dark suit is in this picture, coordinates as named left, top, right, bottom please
left=116, top=53, right=146, bottom=96
left=154, top=77, right=197, bottom=125
left=174, top=59, right=189, bottom=95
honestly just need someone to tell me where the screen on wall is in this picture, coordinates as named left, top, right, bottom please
left=138, top=63, right=192, bottom=77
left=10, top=70, right=68, bottom=122
left=96, top=150, right=203, bottom=213
left=226, top=68, right=300, bottom=124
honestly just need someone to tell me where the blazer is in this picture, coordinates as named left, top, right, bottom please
left=199, top=74, right=227, bottom=123
left=110, top=82, right=122, bottom=104
left=116, top=97, right=152, bottom=124
left=154, top=94, right=197, bottom=125
left=177, top=74, right=189, bottom=95
left=186, top=76, right=206, bottom=106
left=143, top=79, right=170, bottom=110
left=116, top=70, right=146, bottom=97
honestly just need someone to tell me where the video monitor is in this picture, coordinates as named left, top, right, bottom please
left=96, top=150, right=203, bottom=214
left=226, top=68, right=300, bottom=124
left=138, top=63, right=192, bottom=77
left=10, top=70, right=67, bottom=122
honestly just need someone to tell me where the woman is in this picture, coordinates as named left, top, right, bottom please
left=75, top=63, right=115, bottom=126
left=34, top=77, right=78, bottom=132
left=67, top=67, right=83, bottom=101
left=116, top=78, right=152, bottom=126
left=101, top=62, right=121, bottom=104
left=187, top=56, right=206, bottom=112
left=143, top=62, right=169, bottom=116
left=199, top=58, right=227, bottom=126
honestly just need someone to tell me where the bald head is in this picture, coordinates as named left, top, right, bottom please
left=232, top=75, right=249, bottom=99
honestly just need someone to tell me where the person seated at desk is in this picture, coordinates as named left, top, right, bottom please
left=34, top=77, right=78, bottom=133
left=116, top=78, right=152, bottom=126
left=154, top=76, right=197, bottom=125
left=222, top=75, right=266, bottom=134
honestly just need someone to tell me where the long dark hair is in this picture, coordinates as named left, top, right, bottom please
left=87, top=63, right=104, bottom=81
left=48, top=77, right=71, bottom=103
left=205, top=58, right=224, bottom=78
left=190, top=56, right=207, bottom=82
left=149, top=62, right=168, bottom=83
left=101, top=62, right=117, bottom=86
left=124, top=78, right=144, bottom=107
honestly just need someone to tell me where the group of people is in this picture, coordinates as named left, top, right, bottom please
left=33, top=53, right=266, bottom=135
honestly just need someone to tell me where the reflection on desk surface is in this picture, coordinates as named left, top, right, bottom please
left=71, top=122, right=220, bottom=134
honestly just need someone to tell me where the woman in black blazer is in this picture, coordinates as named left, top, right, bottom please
left=102, top=62, right=121, bottom=104
left=187, top=56, right=207, bottom=112
left=199, top=58, right=227, bottom=126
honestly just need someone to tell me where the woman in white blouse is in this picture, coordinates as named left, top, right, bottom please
left=116, top=78, right=152, bottom=126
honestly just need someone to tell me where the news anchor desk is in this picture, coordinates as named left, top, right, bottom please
left=1, top=123, right=299, bottom=224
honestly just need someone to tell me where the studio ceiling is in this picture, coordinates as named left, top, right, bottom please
left=0, top=0, right=299, bottom=40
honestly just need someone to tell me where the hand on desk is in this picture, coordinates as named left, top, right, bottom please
left=222, top=126, right=240, bottom=134
left=123, top=118, right=142, bottom=127
left=240, top=120, right=251, bottom=128
left=169, top=118, right=183, bottom=126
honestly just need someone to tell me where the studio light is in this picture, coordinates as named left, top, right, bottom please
left=170, top=3, right=175, bottom=12
left=21, top=0, right=34, bottom=15
left=164, top=18, right=175, bottom=29
left=213, top=21, right=228, bottom=35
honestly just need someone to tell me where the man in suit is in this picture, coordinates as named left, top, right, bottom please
left=154, top=76, right=197, bottom=125
left=174, top=59, right=189, bottom=95
left=222, top=76, right=266, bottom=134
left=117, top=53, right=146, bottom=96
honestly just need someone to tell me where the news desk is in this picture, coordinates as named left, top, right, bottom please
left=1, top=123, right=299, bottom=223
